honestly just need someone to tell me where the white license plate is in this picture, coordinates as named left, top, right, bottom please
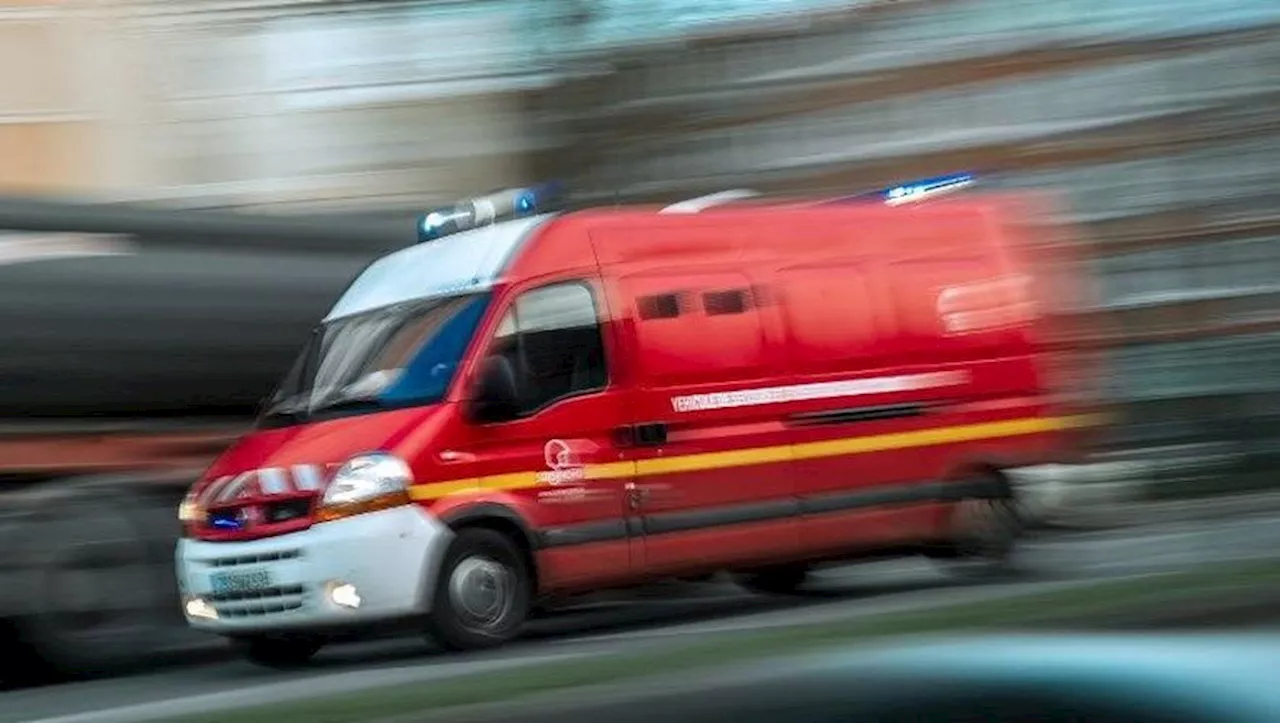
left=210, top=569, right=272, bottom=595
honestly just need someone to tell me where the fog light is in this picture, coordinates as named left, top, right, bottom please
left=184, top=597, right=218, bottom=621
left=327, top=582, right=362, bottom=610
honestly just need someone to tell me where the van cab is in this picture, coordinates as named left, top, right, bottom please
left=175, top=178, right=1095, bottom=666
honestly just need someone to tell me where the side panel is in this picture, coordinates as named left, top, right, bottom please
left=594, top=225, right=800, bottom=576
left=764, top=210, right=1049, bottom=555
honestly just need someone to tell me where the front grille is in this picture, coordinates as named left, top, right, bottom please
left=207, top=584, right=305, bottom=603
left=211, top=584, right=309, bottom=619
left=195, top=548, right=310, bottom=619
left=199, top=496, right=315, bottom=539
left=266, top=499, right=312, bottom=523
left=218, top=597, right=307, bottom=618
left=206, top=550, right=302, bottom=568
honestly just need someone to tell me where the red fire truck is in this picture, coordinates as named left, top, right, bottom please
left=175, top=176, right=1098, bottom=666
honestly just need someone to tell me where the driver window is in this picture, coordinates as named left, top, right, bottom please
left=491, top=281, right=607, bottom=415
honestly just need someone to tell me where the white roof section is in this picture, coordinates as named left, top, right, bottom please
left=324, top=213, right=553, bottom=321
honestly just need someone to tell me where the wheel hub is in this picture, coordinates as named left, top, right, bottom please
left=447, top=556, right=514, bottom=630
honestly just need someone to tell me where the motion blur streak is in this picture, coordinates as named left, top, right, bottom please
left=0, top=0, right=1275, bottom=713
left=0, top=233, right=136, bottom=267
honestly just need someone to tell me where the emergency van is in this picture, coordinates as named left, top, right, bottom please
left=175, top=176, right=1094, bottom=666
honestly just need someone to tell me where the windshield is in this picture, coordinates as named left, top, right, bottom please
left=260, top=292, right=491, bottom=427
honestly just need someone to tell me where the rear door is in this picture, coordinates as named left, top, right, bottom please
left=773, top=210, right=1037, bottom=555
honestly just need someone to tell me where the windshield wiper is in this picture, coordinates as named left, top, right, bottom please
left=307, top=396, right=383, bottom=415
left=258, top=393, right=312, bottom=425
left=259, top=371, right=401, bottom=423
left=259, top=408, right=302, bottom=426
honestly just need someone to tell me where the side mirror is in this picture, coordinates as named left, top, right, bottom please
left=466, top=354, right=520, bottom=423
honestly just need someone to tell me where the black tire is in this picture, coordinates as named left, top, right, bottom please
left=931, top=472, right=1024, bottom=580
left=232, top=635, right=324, bottom=669
left=426, top=528, right=530, bottom=651
left=9, top=492, right=174, bottom=681
left=736, top=565, right=810, bottom=595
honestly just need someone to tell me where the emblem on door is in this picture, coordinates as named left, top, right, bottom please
left=544, top=439, right=577, bottom=470
left=537, top=439, right=587, bottom=485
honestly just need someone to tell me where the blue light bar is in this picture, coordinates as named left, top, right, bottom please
left=879, top=172, right=975, bottom=205
left=417, top=182, right=564, bottom=243
left=824, top=172, right=977, bottom=207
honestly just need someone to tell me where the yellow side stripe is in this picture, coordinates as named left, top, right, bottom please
left=637, top=444, right=793, bottom=476
left=585, top=461, right=636, bottom=481
left=794, top=416, right=1074, bottom=461
left=408, top=413, right=1100, bottom=502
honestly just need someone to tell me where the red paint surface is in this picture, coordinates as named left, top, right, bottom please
left=187, top=196, right=1088, bottom=595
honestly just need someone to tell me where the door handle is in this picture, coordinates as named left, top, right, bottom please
left=615, top=422, right=668, bottom=447
left=635, top=422, right=668, bottom=446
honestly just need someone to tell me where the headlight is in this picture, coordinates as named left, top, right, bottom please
left=316, top=453, right=414, bottom=523
left=178, top=489, right=203, bottom=524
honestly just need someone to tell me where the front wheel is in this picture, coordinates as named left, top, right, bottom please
left=426, top=528, right=530, bottom=651
left=232, top=635, right=324, bottom=668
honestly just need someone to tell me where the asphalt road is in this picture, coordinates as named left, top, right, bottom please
left=7, top=512, right=1280, bottom=723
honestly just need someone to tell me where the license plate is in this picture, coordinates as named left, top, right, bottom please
left=210, top=569, right=272, bottom=595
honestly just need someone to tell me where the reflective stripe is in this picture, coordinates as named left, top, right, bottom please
left=198, top=475, right=233, bottom=506
left=292, top=464, right=324, bottom=491
left=214, top=471, right=256, bottom=503
left=258, top=467, right=290, bottom=495
left=670, top=371, right=967, bottom=413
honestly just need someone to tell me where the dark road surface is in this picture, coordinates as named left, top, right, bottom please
left=6, top=512, right=1280, bottom=723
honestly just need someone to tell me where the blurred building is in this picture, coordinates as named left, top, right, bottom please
left=0, top=0, right=575, bottom=211
left=2, top=0, right=1278, bottom=482
left=0, top=0, right=888, bottom=208
left=0, top=0, right=101, bottom=195
left=545, top=0, right=1280, bottom=483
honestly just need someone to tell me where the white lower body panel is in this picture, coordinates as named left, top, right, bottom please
left=175, top=506, right=452, bottom=636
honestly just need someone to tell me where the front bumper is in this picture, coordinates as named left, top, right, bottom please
left=176, top=505, right=452, bottom=635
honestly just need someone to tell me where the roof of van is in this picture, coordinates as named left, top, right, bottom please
left=324, top=213, right=554, bottom=321
left=322, top=195, right=1034, bottom=322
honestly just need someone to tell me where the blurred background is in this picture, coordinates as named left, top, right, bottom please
left=1, top=0, right=1279, bottom=709
left=2, top=0, right=1276, bottom=476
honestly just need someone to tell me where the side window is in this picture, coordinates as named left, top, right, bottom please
left=491, top=282, right=607, bottom=415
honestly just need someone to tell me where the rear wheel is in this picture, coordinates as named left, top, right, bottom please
left=736, top=564, right=810, bottom=595
left=232, top=635, right=324, bottom=668
left=426, top=528, right=530, bottom=651
left=931, top=472, right=1023, bottom=579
